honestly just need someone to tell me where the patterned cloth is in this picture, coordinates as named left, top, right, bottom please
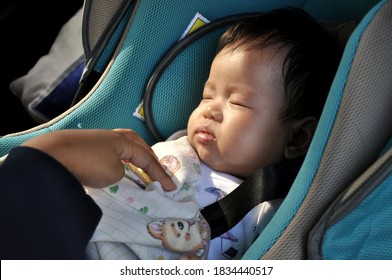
left=86, top=135, right=281, bottom=260
left=86, top=136, right=211, bottom=259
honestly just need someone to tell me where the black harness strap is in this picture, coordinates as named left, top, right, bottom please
left=201, top=170, right=264, bottom=239
left=201, top=157, right=302, bottom=239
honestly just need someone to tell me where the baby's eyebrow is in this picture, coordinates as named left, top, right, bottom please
left=227, top=83, right=258, bottom=96
left=203, top=81, right=218, bottom=94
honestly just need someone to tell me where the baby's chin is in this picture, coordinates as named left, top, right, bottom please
left=203, top=157, right=254, bottom=178
left=191, top=142, right=242, bottom=174
left=200, top=156, right=232, bottom=174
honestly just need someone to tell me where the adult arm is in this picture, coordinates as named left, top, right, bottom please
left=0, top=146, right=101, bottom=259
left=20, top=129, right=176, bottom=190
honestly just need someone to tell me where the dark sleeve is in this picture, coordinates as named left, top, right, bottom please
left=0, top=146, right=102, bottom=259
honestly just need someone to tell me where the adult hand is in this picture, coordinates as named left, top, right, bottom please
left=21, top=129, right=176, bottom=190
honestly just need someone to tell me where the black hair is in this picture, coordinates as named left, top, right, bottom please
left=216, top=7, right=342, bottom=121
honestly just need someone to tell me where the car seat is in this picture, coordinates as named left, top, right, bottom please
left=1, top=0, right=390, bottom=259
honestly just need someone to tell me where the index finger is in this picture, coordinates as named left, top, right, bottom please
left=123, top=144, right=176, bottom=191
left=113, top=129, right=159, bottom=160
left=114, top=129, right=176, bottom=191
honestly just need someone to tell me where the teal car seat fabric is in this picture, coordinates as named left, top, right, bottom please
left=308, top=147, right=392, bottom=259
left=243, top=0, right=392, bottom=259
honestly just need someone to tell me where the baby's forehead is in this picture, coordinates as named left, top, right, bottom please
left=214, top=45, right=286, bottom=81
left=220, top=41, right=289, bottom=68
left=223, top=34, right=290, bottom=52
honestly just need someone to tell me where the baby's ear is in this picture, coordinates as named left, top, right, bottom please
left=284, top=117, right=318, bottom=159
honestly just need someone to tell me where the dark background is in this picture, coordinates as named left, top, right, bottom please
left=0, top=0, right=83, bottom=136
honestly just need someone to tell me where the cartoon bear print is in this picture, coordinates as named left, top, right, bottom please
left=147, top=217, right=210, bottom=258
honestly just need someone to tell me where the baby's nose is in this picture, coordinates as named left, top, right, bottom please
left=203, top=104, right=223, bottom=122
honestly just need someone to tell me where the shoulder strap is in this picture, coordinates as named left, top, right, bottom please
left=200, top=170, right=264, bottom=239
left=202, top=157, right=302, bottom=239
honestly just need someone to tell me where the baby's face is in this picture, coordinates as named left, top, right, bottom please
left=187, top=46, right=293, bottom=177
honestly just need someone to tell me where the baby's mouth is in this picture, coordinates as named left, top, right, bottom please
left=195, top=127, right=216, bottom=144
